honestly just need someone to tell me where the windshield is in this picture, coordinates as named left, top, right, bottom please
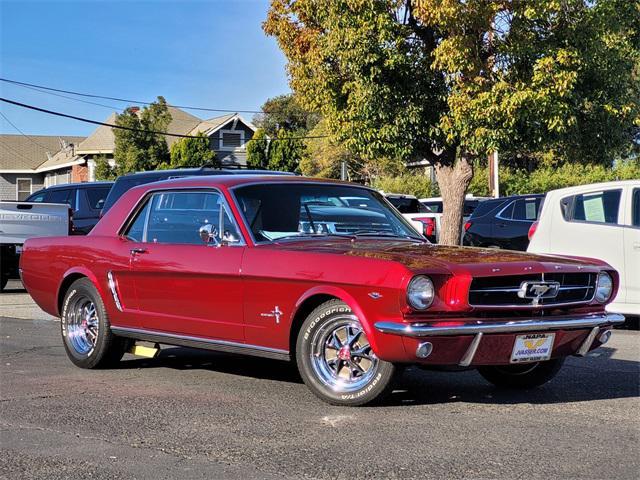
left=233, top=183, right=424, bottom=243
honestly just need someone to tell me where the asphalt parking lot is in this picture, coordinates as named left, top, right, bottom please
left=1, top=280, right=639, bottom=480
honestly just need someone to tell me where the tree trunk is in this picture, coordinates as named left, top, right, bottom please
left=435, top=154, right=474, bottom=246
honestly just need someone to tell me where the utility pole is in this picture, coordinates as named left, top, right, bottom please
left=488, top=151, right=499, bottom=198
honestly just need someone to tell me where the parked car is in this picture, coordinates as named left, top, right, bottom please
left=0, top=200, right=71, bottom=290
left=384, top=193, right=437, bottom=242
left=417, top=195, right=491, bottom=243
left=420, top=195, right=491, bottom=216
left=20, top=175, right=623, bottom=406
left=27, top=181, right=113, bottom=235
left=463, top=194, right=545, bottom=251
left=101, top=166, right=293, bottom=215
left=528, top=180, right=639, bottom=317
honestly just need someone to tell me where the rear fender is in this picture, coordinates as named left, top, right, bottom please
left=57, top=267, right=106, bottom=317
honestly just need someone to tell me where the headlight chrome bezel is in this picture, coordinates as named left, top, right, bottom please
left=595, top=271, right=613, bottom=304
left=407, top=275, right=435, bottom=310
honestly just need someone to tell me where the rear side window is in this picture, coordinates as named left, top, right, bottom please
left=422, top=202, right=443, bottom=213
left=387, top=197, right=428, bottom=214
left=632, top=189, right=640, bottom=227
left=85, top=187, right=111, bottom=210
left=512, top=198, right=541, bottom=221
left=125, top=200, right=151, bottom=242
left=562, top=189, right=622, bottom=225
left=47, top=189, right=75, bottom=209
left=470, top=199, right=503, bottom=219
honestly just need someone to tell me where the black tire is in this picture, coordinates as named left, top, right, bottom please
left=295, top=299, right=400, bottom=406
left=478, top=358, right=565, bottom=389
left=0, top=274, right=7, bottom=292
left=60, top=278, right=130, bottom=369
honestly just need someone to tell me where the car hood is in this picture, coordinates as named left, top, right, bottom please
left=269, top=239, right=608, bottom=276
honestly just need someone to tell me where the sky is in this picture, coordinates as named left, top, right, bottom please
left=0, top=0, right=290, bottom=136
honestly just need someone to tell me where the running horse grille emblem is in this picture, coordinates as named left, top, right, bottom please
left=518, top=281, right=561, bottom=306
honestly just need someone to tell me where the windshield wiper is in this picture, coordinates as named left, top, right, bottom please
left=272, top=233, right=355, bottom=242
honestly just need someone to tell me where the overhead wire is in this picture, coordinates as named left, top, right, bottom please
left=0, top=110, right=53, bottom=150
left=0, top=77, right=272, bottom=115
left=0, top=97, right=329, bottom=142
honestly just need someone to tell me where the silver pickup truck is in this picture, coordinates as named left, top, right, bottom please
left=0, top=201, right=70, bottom=291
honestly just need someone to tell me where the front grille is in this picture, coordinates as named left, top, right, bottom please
left=469, top=272, right=596, bottom=307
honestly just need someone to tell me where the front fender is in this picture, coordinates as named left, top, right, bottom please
left=294, top=285, right=409, bottom=362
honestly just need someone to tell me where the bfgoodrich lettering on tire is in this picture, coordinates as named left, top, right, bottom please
left=296, top=299, right=400, bottom=406
left=61, top=278, right=129, bottom=369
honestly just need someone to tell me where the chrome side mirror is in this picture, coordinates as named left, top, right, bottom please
left=199, top=223, right=219, bottom=246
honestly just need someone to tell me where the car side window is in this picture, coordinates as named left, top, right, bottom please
left=126, top=191, right=243, bottom=245
left=497, top=201, right=515, bottom=220
left=564, top=189, right=622, bottom=225
left=85, top=187, right=111, bottom=210
left=125, top=199, right=151, bottom=242
left=47, top=189, right=75, bottom=210
left=28, top=191, right=47, bottom=203
left=512, top=198, right=540, bottom=221
left=632, top=189, right=640, bottom=227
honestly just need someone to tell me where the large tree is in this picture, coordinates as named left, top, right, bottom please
left=264, top=0, right=639, bottom=244
left=163, top=131, right=216, bottom=169
left=253, top=93, right=319, bottom=134
left=246, top=128, right=270, bottom=168
left=113, top=97, right=172, bottom=175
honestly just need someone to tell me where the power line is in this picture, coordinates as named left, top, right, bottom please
left=0, top=97, right=329, bottom=142
left=0, top=77, right=267, bottom=114
left=0, top=110, right=54, bottom=150
left=11, top=82, right=122, bottom=110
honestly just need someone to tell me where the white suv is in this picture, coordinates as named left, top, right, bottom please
left=528, top=180, right=640, bottom=316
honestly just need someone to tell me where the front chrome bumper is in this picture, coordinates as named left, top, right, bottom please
left=374, top=313, right=625, bottom=367
left=374, top=313, right=625, bottom=337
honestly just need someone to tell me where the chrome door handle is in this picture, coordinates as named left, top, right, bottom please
left=130, top=248, right=147, bottom=255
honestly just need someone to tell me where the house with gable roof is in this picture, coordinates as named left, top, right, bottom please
left=0, top=107, right=257, bottom=200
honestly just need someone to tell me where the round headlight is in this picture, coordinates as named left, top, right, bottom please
left=595, top=272, right=613, bottom=303
left=407, top=275, right=435, bottom=310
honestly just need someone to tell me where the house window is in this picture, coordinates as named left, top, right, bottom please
left=219, top=129, right=245, bottom=151
left=16, top=178, right=32, bottom=201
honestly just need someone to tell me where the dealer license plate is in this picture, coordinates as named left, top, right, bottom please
left=510, top=333, right=555, bottom=363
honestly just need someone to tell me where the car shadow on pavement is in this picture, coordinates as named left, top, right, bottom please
left=117, top=346, right=639, bottom=406
left=118, top=346, right=303, bottom=383
left=382, top=347, right=640, bottom=407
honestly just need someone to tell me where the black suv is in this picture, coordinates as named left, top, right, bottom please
left=463, top=194, right=545, bottom=251
left=101, top=166, right=295, bottom=215
left=27, top=181, right=113, bottom=235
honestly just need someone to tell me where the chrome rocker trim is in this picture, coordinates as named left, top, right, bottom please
left=375, top=313, right=625, bottom=368
left=374, top=313, right=625, bottom=337
left=111, top=327, right=290, bottom=362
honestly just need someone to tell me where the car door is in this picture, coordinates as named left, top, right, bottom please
left=555, top=188, right=625, bottom=301
left=124, top=189, right=245, bottom=341
left=493, top=197, right=540, bottom=250
left=623, top=187, right=640, bottom=309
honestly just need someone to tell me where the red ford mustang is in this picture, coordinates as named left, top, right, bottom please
left=20, top=175, right=624, bottom=406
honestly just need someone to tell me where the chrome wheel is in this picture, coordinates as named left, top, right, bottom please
left=310, top=315, right=378, bottom=393
left=66, top=297, right=99, bottom=355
